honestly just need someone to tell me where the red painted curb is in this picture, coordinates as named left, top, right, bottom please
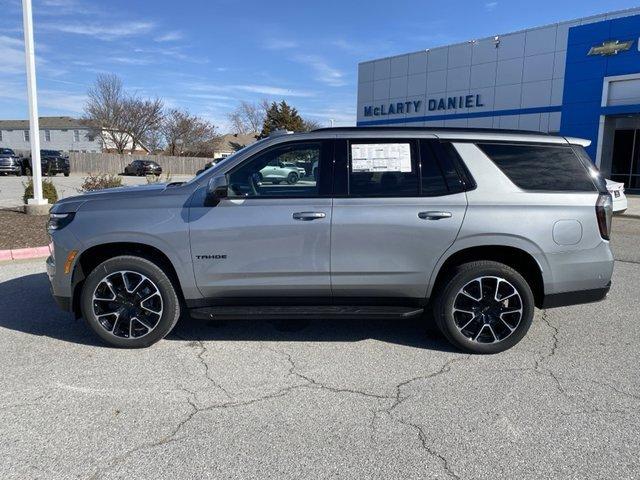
left=0, top=245, right=50, bottom=261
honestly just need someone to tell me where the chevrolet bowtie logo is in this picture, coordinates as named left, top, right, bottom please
left=588, top=39, right=634, bottom=56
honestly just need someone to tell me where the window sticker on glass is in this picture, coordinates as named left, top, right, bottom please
left=351, top=143, right=412, bottom=173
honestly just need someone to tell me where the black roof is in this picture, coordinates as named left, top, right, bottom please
left=311, top=126, right=551, bottom=136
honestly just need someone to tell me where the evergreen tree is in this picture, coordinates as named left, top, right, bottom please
left=259, top=101, right=305, bottom=138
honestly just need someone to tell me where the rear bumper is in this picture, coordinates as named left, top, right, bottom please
left=541, top=282, right=611, bottom=309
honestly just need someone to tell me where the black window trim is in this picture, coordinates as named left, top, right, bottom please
left=225, top=139, right=333, bottom=200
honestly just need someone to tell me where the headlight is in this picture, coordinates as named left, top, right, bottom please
left=48, top=212, right=75, bottom=231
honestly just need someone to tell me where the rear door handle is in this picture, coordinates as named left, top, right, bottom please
left=293, top=211, right=326, bottom=221
left=418, top=211, right=452, bottom=220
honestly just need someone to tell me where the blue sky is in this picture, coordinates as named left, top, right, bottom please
left=1, top=0, right=639, bottom=130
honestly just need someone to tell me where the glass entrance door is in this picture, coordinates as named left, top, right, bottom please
left=611, top=129, right=640, bottom=191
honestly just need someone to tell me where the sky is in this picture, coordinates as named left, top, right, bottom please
left=1, top=0, right=639, bottom=131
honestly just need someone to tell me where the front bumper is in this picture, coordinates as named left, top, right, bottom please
left=0, top=165, right=21, bottom=173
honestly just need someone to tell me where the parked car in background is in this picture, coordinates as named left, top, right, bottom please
left=47, top=127, right=613, bottom=353
left=283, top=162, right=307, bottom=177
left=124, top=160, right=162, bottom=176
left=259, top=160, right=300, bottom=184
left=24, top=149, right=70, bottom=176
left=606, top=179, right=627, bottom=214
left=0, top=148, right=23, bottom=176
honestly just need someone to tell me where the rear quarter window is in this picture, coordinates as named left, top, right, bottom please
left=477, top=143, right=597, bottom=192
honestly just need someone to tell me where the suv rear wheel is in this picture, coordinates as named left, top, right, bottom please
left=81, top=255, right=180, bottom=348
left=432, top=261, right=534, bottom=354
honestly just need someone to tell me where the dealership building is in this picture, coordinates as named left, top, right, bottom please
left=357, top=8, right=640, bottom=190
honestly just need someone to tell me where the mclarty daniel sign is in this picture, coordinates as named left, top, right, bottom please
left=364, top=94, right=484, bottom=117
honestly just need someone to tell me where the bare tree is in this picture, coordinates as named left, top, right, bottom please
left=302, top=118, right=322, bottom=131
left=227, top=100, right=266, bottom=134
left=162, top=109, right=219, bottom=157
left=84, top=74, right=131, bottom=154
left=84, top=74, right=164, bottom=154
left=127, top=97, right=164, bottom=152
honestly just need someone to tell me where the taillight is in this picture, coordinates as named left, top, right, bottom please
left=596, top=193, right=612, bottom=240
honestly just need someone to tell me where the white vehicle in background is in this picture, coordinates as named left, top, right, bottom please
left=606, top=179, right=627, bottom=213
left=282, top=162, right=307, bottom=177
left=259, top=161, right=300, bottom=184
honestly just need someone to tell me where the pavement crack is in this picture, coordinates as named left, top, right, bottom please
left=396, top=417, right=462, bottom=480
left=370, top=355, right=471, bottom=437
left=194, top=339, right=232, bottom=398
left=267, top=347, right=393, bottom=400
left=590, top=380, right=640, bottom=402
left=533, top=310, right=567, bottom=398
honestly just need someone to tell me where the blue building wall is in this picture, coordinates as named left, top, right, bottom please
left=560, top=14, right=640, bottom=160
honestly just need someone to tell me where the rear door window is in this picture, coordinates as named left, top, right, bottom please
left=477, top=143, right=597, bottom=192
left=348, top=140, right=419, bottom=197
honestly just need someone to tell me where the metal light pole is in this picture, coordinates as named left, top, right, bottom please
left=22, top=0, right=46, bottom=209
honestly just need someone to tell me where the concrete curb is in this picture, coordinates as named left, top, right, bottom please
left=0, top=246, right=49, bottom=261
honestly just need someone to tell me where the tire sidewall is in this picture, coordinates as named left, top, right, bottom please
left=81, top=256, right=180, bottom=348
left=434, top=262, right=535, bottom=354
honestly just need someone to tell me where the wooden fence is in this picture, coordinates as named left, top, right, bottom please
left=68, top=152, right=212, bottom=176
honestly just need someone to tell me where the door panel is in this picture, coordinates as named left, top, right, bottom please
left=190, top=197, right=332, bottom=298
left=189, top=139, right=333, bottom=300
left=331, top=195, right=466, bottom=299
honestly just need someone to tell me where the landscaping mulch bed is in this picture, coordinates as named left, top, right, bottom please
left=0, top=208, right=49, bottom=250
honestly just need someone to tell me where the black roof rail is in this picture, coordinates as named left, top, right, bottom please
left=311, top=126, right=551, bottom=136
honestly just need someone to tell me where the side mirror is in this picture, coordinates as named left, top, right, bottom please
left=205, top=175, right=228, bottom=206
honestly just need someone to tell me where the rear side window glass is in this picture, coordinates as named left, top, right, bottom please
left=572, top=145, right=608, bottom=194
left=477, top=143, right=596, bottom=192
left=348, top=141, right=419, bottom=197
left=421, top=140, right=469, bottom=194
left=418, top=141, right=449, bottom=196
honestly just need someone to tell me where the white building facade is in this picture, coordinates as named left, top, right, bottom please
left=0, top=116, right=102, bottom=154
left=357, top=7, right=640, bottom=191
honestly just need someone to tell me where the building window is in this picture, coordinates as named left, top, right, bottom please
left=44, top=130, right=51, bottom=142
left=73, top=130, right=80, bottom=142
left=24, top=130, right=30, bottom=142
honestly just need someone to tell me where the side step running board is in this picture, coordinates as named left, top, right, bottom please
left=189, top=305, right=424, bottom=321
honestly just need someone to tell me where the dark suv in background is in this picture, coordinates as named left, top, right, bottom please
left=0, top=148, right=23, bottom=176
left=24, top=150, right=70, bottom=176
left=124, top=160, right=162, bottom=176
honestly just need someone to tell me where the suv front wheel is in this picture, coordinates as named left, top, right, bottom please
left=432, top=261, right=535, bottom=354
left=81, top=255, right=181, bottom=348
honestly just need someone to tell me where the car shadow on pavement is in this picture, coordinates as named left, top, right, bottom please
left=0, top=273, right=103, bottom=347
left=0, top=272, right=455, bottom=352
left=169, top=315, right=457, bottom=352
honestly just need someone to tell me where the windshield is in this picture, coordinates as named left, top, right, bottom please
left=186, top=138, right=269, bottom=184
left=41, top=150, right=61, bottom=156
left=0, top=148, right=15, bottom=155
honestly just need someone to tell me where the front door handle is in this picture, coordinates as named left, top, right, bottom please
left=293, top=211, right=326, bottom=221
left=418, top=211, right=452, bottom=220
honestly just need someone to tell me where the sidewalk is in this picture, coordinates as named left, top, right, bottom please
left=622, top=194, right=640, bottom=219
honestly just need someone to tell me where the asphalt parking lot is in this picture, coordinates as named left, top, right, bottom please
left=0, top=217, right=639, bottom=479
left=0, top=174, right=194, bottom=208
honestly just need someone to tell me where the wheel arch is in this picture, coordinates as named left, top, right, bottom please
left=71, top=242, right=185, bottom=318
left=429, top=244, right=546, bottom=308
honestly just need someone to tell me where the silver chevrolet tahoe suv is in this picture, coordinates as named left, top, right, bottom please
left=46, top=127, right=614, bottom=354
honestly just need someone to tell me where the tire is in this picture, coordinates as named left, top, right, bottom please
left=64, top=172, right=70, bottom=177
left=81, top=255, right=181, bottom=348
left=286, top=172, right=299, bottom=185
left=432, top=261, right=534, bottom=354
left=15, top=171, right=21, bottom=177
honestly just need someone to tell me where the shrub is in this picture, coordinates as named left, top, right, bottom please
left=80, top=173, right=123, bottom=192
left=23, top=177, right=58, bottom=204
